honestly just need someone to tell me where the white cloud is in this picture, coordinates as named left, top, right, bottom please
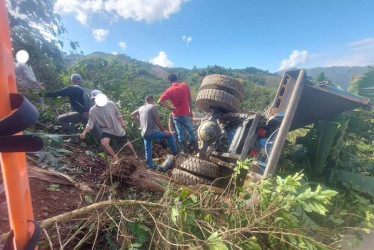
left=119, top=41, right=127, bottom=50
left=92, top=28, right=109, bottom=41
left=279, top=50, right=309, bottom=70
left=348, top=38, right=374, bottom=47
left=112, top=51, right=118, bottom=55
left=54, top=0, right=189, bottom=25
left=150, top=51, right=174, bottom=67
left=182, top=35, right=192, bottom=45
left=325, top=38, right=374, bottom=67
left=55, top=0, right=103, bottom=25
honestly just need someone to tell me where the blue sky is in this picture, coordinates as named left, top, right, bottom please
left=54, top=0, right=374, bottom=72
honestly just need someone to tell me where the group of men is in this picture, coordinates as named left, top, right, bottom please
left=19, top=65, right=198, bottom=169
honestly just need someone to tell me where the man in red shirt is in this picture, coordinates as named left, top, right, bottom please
left=158, top=74, right=199, bottom=153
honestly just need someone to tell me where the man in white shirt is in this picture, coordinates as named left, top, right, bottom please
left=80, top=90, right=138, bottom=163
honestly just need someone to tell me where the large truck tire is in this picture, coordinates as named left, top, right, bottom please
left=196, top=89, right=241, bottom=113
left=172, top=168, right=212, bottom=186
left=200, top=74, right=244, bottom=101
left=176, top=155, right=221, bottom=178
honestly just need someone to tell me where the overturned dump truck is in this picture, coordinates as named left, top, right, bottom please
left=172, top=69, right=371, bottom=186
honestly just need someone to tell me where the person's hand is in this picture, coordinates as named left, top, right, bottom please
left=79, top=133, right=86, bottom=139
left=39, top=85, right=45, bottom=90
left=122, top=123, right=127, bottom=129
left=170, top=106, right=176, bottom=111
left=163, top=130, right=171, bottom=137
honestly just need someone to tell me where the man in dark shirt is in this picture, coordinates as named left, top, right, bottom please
left=45, top=74, right=100, bottom=143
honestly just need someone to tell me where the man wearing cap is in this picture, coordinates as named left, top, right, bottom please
left=80, top=90, right=138, bottom=163
left=45, top=74, right=100, bottom=143
left=131, top=95, right=178, bottom=170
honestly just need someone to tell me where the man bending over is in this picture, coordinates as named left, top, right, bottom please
left=80, top=90, right=138, bottom=163
left=131, top=95, right=178, bottom=170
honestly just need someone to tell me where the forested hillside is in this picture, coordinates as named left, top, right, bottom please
left=280, top=66, right=367, bottom=90
left=65, top=52, right=279, bottom=112
left=2, top=1, right=374, bottom=249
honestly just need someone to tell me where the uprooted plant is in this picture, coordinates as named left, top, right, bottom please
left=36, top=160, right=374, bottom=249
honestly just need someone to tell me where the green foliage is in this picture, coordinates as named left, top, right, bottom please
left=312, top=119, right=340, bottom=175
left=348, top=66, right=374, bottom=102
left=286, top=103, right=373, bottom=178
left=25, top=131, right=72, bottom=168
left=7, top=0, right=68, bottom=90
left=34, top=146, right=72, bottom=168
left=315, top=72, right=328, bottom=82
left=144, top=172, right=342, bottom=249
left=242, top=81, right=276, bottom=111
left=233, top=158, right=251, bottom=180
left=306, top=66, right=367, bottom=90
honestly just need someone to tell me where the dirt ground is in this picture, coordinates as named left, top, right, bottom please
left=0, top=142, right=169, bottom=236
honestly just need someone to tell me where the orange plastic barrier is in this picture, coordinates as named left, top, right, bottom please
left=0, top=0, right=36, bottom=249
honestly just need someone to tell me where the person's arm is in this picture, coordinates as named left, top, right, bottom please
left=187, top=85, right=193, bottom=117
left=131, top=109, right=140, bottom=125
left=23, top=64, right=44, bottom=90
left=44, top=86, right=72, bottom=98
left=152, top=108, right=170, bottom=136
left=80, top=112, right=94, bottom=139
left=188, top=95, right=193, bottom=118
left=80, top=125, right=91, bottom=139
left=158, top=90, right=176, bottom=111
left=113, top=102, right=127, bottom=129
left=158, top=100, right=176, bottom=111
left=32, top=81, right=45, bottom=90
left=118, top=116, right=127, bottom=129
left=168, top=113, right=174, bottom=133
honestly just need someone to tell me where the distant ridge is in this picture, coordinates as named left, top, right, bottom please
left=67, top=53, right=368, bottom=90
left=278, top=66, right=368, bottom=90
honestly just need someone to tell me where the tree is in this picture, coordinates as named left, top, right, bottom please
left=315, top=72, right=327, bottom=82
left=348, top=66, right=374, bottom=102
left=6, top=0, right=72, bottom=88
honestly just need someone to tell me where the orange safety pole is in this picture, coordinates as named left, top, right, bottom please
left=0, top=0, right=36, bottom=249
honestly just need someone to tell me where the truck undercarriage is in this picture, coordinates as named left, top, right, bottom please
left=172, top=69, right=370, bottom=186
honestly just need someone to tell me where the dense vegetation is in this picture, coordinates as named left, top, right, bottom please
left=4, top=0, right=374, bottom=249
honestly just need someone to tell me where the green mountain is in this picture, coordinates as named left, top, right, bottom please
left=306, top=66, right=367, bottom=90
left=279, top=66, right=367, bottom=90
left=65, top=52, right=279, bottom=112
left=61, top=53, right=371, bottom=113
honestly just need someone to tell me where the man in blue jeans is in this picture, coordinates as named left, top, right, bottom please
left=131, top=95, right=178, bottom=170
left=158, top=74, right=199, bottom=153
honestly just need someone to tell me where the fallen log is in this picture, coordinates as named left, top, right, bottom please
left=101, top=157, right=224, bottom=194
left=129, top=167, right=225, bottom=194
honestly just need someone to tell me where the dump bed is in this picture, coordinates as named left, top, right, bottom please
left=266, top=69, right=370, bottom=130
left=262, top=69, right=371, bottom=177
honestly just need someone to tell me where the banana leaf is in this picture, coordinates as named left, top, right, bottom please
left=328, top=169, right=374, bottom=197
left=348, top=66, right=374, bottom=102
left=313, top=121, right=339, bottom=175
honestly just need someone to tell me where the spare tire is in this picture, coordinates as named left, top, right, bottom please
left=196, top=89, right=241, bottom=113
left=172, top=168, right=212, bottom=186
left=200, top=74, right=244, bottom=101
left=176, top=155, right=221, bottom=178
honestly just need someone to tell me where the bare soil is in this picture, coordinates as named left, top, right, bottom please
left=0, top=141, right=169, bottom=236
